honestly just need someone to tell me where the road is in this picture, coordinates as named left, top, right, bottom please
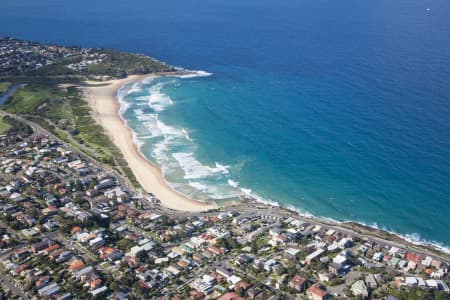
left=47, top=232, right=109, bottom=274
left=0, top=110, right=134, bottom=196
left=1, top=110, right=448, bottom=265
left=0, top=274, right=30, bottom=300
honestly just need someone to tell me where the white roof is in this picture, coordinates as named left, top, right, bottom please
left=333, top=254, right=347, bottom=264
left=138, top=238, right=151, bottom=245
left=306, top=248, right=325, bottom=260
left=405, top=277, right=417, bottom=285
left=312, top=225, right=321, bottom=232
left=90, top=286, right=108, bottom=296
left=285, top=248, right=301, bottom=256
left=290, top=219, right=306, bottom=227
left=426, top=279, right=439, bottom=288
left=228, top=275, right=242, bottom=285
left=203, top=274, right=215, bottom=282
left=417, top=277, right=426, bottom=286
left=388, top=246, right=399, bottom=255
left=327, top=243, right=339, bottom=251
left=88, top=236, right=104, bottom=245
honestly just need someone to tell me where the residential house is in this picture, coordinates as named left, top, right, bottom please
left=289, top=274, right=307, bottom=292
left=307, top=283, right=330, bottom=300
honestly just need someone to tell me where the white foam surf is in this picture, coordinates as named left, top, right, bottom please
left=118, top=76, right=450, bottom=254
left=227, top=179, right=239, bottom=188
left=240, top=187, right=280, bottom=207
left=182, top=128, right=191, bottom=141
left=126, top=81, right=143, bottom=95
left=142, top=76, right=155, bottom=84
left=155, top=118, right=184, bottom=140
left=358, top=221, right=450, bottom=254
left=133, top=108, right=144, bottom=116
left=147, top=83, right=174, bottom=112
left=175, top=70, right=213, bottom=78
left=131, top=130, right=144, bottom=149
left=172, top=152, right=230, bottom=180
left=121, top=79, right=242, bottom=201
left=214, top=162, right=230, bottom=174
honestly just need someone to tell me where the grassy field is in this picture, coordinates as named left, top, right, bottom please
left=0, top=117, right=12, bottom=134
left=3, top=84, right=64, bottom=114
left=0, top=81, right=12, bottom=95
left=2, top=83, right=140, bottom=188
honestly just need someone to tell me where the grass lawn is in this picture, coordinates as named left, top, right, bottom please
left=0, top=82, right=12, bottom=95
left=0, top=117, right=12, bottom=134
left=3, top=84, right=64, bottom=114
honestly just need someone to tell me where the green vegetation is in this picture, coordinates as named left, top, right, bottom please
left=0, top=115, right=33, bottom=136
left=2, top=84, right=63, bottom=114
left=0, top=81, right=12, bottom=95
left=215, top=236, right=241, bottom=250
left=2, top=83, right=140, bottom=188
left=328, top=277, right=345, bottom=286
left=251, top=234, right=269, bottom=254
left=0, top=39, right=181, bottom=192
left=88, top=50, right=174, bottom=75
left=0, top=116, right=11, bottom=134
left=0, top=40, right=181, bottom=192
left=27, top=49, right=173, bottom=79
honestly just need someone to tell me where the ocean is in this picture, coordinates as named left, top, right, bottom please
left=1, top=0, right=449, bottom=249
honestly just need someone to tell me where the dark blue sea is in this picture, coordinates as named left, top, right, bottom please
left=1, top=0, right=450, bottom=250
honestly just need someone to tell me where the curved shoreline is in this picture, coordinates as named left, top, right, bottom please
left=80, top=75, right=450, bottom=255
left=81, top=74, right=218, bottom=212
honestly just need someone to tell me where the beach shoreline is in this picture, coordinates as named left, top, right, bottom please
left=81, top=74, right=218, bottom=212
left=80, top=75, right=450, bottom=256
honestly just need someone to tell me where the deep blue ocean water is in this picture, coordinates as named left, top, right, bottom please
left=1, top=0, right=449, bottom=249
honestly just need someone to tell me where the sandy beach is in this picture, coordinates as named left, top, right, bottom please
left=81, top=75, right=217, bottom=212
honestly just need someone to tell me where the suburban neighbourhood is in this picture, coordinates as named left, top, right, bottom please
left=0, top=115, right=448, bottom=299
left=0, top=37, right=449, bottom=300
left=0, top=37, right=172, bottom=78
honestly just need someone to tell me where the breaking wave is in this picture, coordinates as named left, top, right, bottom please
left=117, top=75, right=248, bottom=201
left=117, top=74, right=450, bottom=253
left=359, top=222, right=450, bottom=255
left=175, top=70, right=213, bottom=78
left=173, top=152, right=230, bottom=180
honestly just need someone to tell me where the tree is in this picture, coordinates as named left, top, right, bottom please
left=251, top=239, right=258, bottom=254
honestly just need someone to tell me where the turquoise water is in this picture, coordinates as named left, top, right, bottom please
left=1, top=0, right=450, bottom=249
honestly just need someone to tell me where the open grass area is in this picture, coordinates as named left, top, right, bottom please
left=3, top=84, right=64, bottom=114
left=0, top=117, right=12, bottom=134
left=0, top=81, right=13, bottom=95
left=2, top=83, right=140, bottom=188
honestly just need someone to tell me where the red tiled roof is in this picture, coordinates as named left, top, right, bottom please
left=69, top=260, right=85, bottom=271
left=415, top=254, right=425, bottom=263
left=234, top=281, right=251, bottom=291
left=45, top=244, right=60, bottom=253
left=290, top=274, right=307, bottom=286
left=190, top=290, right=205, bottom=299
left=406, top=252, right=416, bottom=261
left=425, top=268, right=434, bottom=275
left=71, top=226, right=82, bottom=234
left=307, top=284, right=329, bottom=297
left=216, top=292, right=245, bottom=300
